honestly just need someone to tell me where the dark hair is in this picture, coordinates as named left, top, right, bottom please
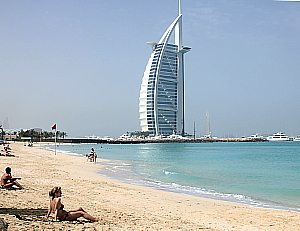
left=49, top=187, right=61, bottom=198
left=5, top=167, right=11, bottom=174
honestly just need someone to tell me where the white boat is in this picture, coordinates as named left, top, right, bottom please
left=118, top=133, right=132, bottom=140
left=294, top=135, right=300, bottom=141
left=168, top=134, right=186, bottom=139
left=267, top=132, right=289, bottom=141
left=248, top=134, right=263, bottom=139
left=167, top=130, right=188, bottom=140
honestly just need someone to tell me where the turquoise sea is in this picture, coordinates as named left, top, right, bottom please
left=47, top=142, right=300, bottom=212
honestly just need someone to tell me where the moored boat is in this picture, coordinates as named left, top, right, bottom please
left=248, top=134, right=263, bottom=139
left=294, top=135, right=300, bottom=141
left=267, top=132, right=289, bottom=141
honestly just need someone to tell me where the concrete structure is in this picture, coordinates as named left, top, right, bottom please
left=3, top=134, right=17, bottom=141
left=139, top=0, right=191, bottom=136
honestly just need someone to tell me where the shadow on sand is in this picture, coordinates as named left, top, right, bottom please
left=0, top=208, right=92, bottom=223
left=0, top=208, right=47, bottom=216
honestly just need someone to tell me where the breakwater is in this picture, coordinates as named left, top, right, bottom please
left=16, top=137, right=268, bottom=144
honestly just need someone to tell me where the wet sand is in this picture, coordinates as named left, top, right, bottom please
left=0, top=142, right=299, bottom=230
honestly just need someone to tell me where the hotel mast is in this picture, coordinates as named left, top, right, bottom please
left=139, top=0, right=191, bottom=136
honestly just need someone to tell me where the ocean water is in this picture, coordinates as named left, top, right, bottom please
left=46, top=142, right=300, bottom=212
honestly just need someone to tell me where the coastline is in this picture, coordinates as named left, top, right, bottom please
left=51, top=142, right=300, bottom=213
left=0, top=142, right=299, bottom=230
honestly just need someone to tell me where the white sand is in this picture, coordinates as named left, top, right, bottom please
left=0, top=142, right=299, bottom=230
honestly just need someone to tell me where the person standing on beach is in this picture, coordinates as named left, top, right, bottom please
left=92, top=148, right=97, bottom=163
left=1, top=167, right=25, bottom=189
left=88, top=148, right=97, bottom=163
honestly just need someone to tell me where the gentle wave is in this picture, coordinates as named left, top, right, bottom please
left=97, top=160, right=300, bottom=212
left=41, top=144, right=300, bottom=212
left=163, top=170, right=178, bottom=175
left=40, top=146, right=82, bottom=156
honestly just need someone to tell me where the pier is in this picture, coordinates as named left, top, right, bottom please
left=13, top=137, right=268, bottom=144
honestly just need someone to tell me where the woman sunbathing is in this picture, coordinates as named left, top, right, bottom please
left=46, top=187, right=99, bottom=222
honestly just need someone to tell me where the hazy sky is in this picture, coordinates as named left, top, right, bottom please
left=1, top=0, right=299, bottom=138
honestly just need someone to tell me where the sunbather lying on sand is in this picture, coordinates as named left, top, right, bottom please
left=46, top=187, right=99, bottom=222
left=1, top=145, right=15, bottom=156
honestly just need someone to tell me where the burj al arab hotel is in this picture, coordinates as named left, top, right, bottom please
left=139, top=1, right=191, bottom=136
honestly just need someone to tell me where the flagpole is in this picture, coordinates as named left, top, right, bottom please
left=40, top=131, right=42, bottom=148
left=55, top=128, right=57, bottom=155
left=52, top=124, right=57, bottom=155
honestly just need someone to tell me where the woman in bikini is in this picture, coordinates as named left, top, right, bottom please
left=46, top=187, right=99, bottom=222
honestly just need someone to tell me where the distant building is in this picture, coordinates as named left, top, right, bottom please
left=3, top=117, right=9, bottom=129
left=139, top=1, right=191, bottom=136
left=4, top=134, right=17, bottom=141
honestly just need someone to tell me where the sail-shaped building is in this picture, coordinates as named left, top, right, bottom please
left=139, top=1, right=191, bottom=136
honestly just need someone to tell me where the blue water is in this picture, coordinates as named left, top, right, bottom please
left=47, top=142, right=300, bottom=212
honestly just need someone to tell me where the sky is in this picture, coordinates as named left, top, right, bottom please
left=0, top=0, right=299, bottom=138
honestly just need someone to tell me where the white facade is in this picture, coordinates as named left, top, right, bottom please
left=139, top=1, right=190, bottom=136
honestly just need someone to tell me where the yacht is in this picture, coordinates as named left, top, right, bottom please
left=118, top=133, right=132, bottom=140
left=294, top=135, right=300, bottom=141
left=248, top=134, right=263, bottom=139
left=168, top=134, right=186, bottom=139
left=267, top=132, right=289, bottom=141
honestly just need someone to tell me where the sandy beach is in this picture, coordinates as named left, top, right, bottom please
left=0, top=142, right=299, bottom=230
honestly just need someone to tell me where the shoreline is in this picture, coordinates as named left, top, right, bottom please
left=0, top=142, right=299, bottom=230
left=95, top=159, right=300, bottom=213
left=50, top=143, right=300, bottom=213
